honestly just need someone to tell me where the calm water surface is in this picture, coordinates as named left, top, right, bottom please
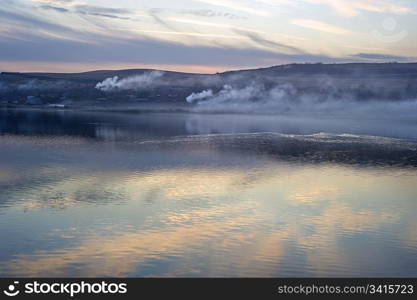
left=0, top=109, right=416, bottom=277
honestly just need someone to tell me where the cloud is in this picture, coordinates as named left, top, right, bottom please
left=234, top=30, right=304, bottom=53
left=0, top=5, right=81, bottom=37
left=31, top=0, right=75, bottom=4
left=302, top=0, right=411, bottom=17
left=1, top=2, right=321, bottom=68
left=37, top=2, right=134, bottom=20
left=2, top=0, right=413, bottom=73
left=147, top=9, right=178, bottom=30
left=0, top=30, right=360, bottom=69
left=352, top=53, right=413, bottom=62
left=193, top=0, right=270, bottom=16
left=35, top=0, right=75, bottom=2
left=76, top=11, right=131, bottom=20
left=39, top=4, right=70, bottom=13
left=169, top=18, right=266, bottom=37
left=291, top=19, right=351, bottom=35
left=256, top=0, right=413, bottom=17
left=74, top=5, right=132, bottom=16
left=181, top=9, right=245, bottom=19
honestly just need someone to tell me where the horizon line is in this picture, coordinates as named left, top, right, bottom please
left=2, top=61, right=417, bottom=76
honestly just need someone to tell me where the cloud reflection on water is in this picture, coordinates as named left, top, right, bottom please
left=1, top=164, right=415, bottom=277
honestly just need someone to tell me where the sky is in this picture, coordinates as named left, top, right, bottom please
left=1, top=0, right=416, bottom=73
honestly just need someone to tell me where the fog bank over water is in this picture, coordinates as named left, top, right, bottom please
left=185, top=82, right=417, bottom=115
left=1, top=109, right=416, bottom=140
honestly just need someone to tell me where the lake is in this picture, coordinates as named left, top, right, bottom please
left=0, top=108, right=416, bottom=277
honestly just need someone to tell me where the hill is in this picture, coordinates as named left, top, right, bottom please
left=1, top=63, right=417, bottom=108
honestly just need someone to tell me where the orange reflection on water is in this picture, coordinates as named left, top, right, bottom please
left=2, top=164, right=417, bottom=277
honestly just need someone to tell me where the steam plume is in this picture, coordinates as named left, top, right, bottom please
left=95, top=71, right=164, bottom=92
